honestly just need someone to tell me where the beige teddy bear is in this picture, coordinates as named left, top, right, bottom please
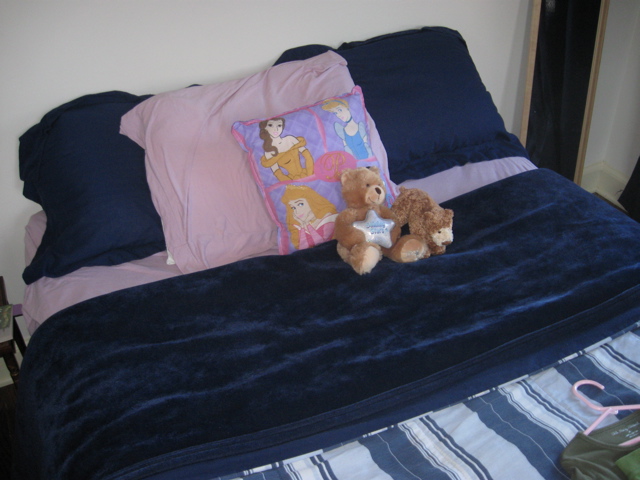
left=334, top=167, right=428, bottom=274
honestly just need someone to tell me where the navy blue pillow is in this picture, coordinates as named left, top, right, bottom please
left=20, top=91, right=166, bottom=284
left=275, top=27, right=528, bottom=183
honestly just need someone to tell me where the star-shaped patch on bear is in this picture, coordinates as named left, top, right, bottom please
left=352, top=210, right=395, bottom=248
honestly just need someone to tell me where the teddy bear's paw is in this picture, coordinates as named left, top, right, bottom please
left=400, top=238, right=429, bottom=263
left=354, top=244, right=382, bottom=275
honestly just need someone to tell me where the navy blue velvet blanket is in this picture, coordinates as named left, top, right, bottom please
left=14, top=169, right=640, bottom=480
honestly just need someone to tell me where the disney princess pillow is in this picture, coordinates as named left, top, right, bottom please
left=232, top=86, right=394, bottom=255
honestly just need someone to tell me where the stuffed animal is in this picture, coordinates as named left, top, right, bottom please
left=334, top=167, right=428, bottom=274
left=392, top=186, right=454, bottom=255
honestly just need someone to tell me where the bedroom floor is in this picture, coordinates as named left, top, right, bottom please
left=0, top=384, right=16, bottom=478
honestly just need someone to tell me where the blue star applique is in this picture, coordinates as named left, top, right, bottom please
left=353, top=210, right=395, bottom=248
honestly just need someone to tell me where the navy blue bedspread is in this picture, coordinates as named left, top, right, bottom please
left=13, top=169, right=640, bottom=480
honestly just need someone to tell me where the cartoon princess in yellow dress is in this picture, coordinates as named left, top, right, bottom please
left=259, top=117, right=314, bottom=182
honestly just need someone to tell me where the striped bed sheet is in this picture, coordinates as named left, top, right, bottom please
left=220, top=322, right=640, bottom=480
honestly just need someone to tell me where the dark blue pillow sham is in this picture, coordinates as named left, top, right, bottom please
left=275, top=27, right=528, bottom=183
left=20, top=91, right=166, bottom=285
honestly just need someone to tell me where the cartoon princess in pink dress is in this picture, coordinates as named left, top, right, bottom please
left=281, top=185, right=338, bottom=250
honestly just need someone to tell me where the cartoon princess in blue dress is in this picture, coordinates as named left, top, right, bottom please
left=322, top=98, right=373, bottom=160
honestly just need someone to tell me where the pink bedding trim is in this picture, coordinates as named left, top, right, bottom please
left=22, top=251, right=183, bottom=334
left=396, top=156, right=536, bottom=204
left=22, top=211, right=182, bottom=334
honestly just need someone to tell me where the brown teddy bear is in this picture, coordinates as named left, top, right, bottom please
left=392, top=186, right=454, bottom=256
left=334, top=167, right=428, bottom=274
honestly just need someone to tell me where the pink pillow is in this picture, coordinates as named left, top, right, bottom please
left=232, top=86, right=394, bottom=254
left=121, top=52, right=391, bottom=273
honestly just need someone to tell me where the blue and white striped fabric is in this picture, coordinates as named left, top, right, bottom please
left=218, top=322, right=640, bottom=480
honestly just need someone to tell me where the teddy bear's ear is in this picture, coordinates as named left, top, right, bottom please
left=340, top=170, right=351, bottom=186
left=366, top=166, right=380, bottom=176
left=445, top=209, right=454, bottom=219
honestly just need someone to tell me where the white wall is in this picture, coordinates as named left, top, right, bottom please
left=0, top=0, right=532, bottom=307
left=585, top=0, right=640, bottom=180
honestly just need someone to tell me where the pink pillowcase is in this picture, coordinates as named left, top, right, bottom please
left=121, top=52, right=392, bottom=273
left=232, top=86, right=394, bottom=255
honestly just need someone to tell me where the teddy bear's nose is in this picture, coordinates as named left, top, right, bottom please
left=375, top=186, right=382, bottom=195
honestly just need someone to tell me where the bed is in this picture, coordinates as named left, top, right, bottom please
left=12, top=27, right=640, bottom=480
